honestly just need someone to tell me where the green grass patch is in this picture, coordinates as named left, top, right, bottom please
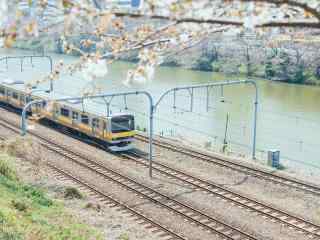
left=0, top=154, right=18, bottom=181
left=118, top=233, right=130, bottom=240
left=0, top=154, right=103, bottom=240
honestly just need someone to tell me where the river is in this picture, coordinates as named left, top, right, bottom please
left=1, top=48, right=320, bottom=173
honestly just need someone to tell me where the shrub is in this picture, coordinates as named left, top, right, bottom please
left=11, top=200, right=28, bottom=212
left=265, top=60, right=275, bottom=79
left=64, top=187, right=83, bottom=199
left=211, top=62, right=223, bottom=72
left=22, top=185, right=53, bottom=207
left=0, top=155, right=17, bottom=181
left=0, top=210, right=5, bottom=224
left=193, top=56, right=214, bottom=71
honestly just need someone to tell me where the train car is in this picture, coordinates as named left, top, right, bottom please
left=0, top=83, right=136, bottom=151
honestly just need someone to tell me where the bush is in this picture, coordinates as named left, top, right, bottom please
left=11, top=200, right=28, bottom=212
left=22, top=185, right=53, bottom=207
left=265, top=60, right=275, bottom=79
left=238, top=64, right=247, bottom=75
left=64, top=187, right=83, bottom=199
left=211, top=62, right=222, bottom=72
left=193, top=56, right=214, bottom=71
left=0, top=155, right=17, bottom=181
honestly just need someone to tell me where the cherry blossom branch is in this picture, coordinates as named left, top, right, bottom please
left=102, top=38, right=171, bottom=59
left=239, top=0, right=320, bottom=21
left=130, top=22, right=178, bottom=48
left=164, top=27, right=228, bottom=59
left=110, top=11, right=244, bottom=26
left=258, top=21, right=320, bottom=28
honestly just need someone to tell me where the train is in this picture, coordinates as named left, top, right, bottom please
left=0, top=82, right=136, bottom=151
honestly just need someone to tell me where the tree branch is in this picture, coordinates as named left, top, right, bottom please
left=106, top=11, right=244, bottom=26
left=258, top=21, right=320, bottom=28
left=239, top=0, right=320, bottom=21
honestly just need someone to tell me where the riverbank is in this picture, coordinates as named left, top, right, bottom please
left=0, top=152, right=103, bottom=240
left=0, top=135, right=168, bottom=240
left=13, top=32, right=320, bottom=87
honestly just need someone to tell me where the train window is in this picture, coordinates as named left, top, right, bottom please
left=72, top=111, right=79, bottom=120
left=81, top=114, right=89, bottom=124
left=111, top=115, right=134, bottom=133
left=12, top=92, right=19, bottom=99
left=0, top=87, right=5, bottom=95
left=92, top=118, right=100, bottom=128
left=60, top=108, right=70, bottom=117
left=7, top=90, right=11, bottom=96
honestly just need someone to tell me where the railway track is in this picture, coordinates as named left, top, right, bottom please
left=0, top=122, right=187, bottom=240
left=121, top=151, right=320, bottom=239
left=0, top=119, right=259, bottom=240
left=135, top=134, right=320, bottom=196
left=46, top=164, right=188, bottom=240
left=1, top=115, right=320, bottom=239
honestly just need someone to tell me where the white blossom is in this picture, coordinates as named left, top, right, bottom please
left=82, top=58, right=108, bottom=82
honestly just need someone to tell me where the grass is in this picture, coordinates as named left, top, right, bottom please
left=118, top=233, right=130, bottom=240
left=0, top=154, right=18, bottom=181
left=0, top=153, right=103, bottom=240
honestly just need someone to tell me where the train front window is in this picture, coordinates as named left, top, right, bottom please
left=0, top=87, right=5, bottom=95
left=111, top=116, right=134, bottom=133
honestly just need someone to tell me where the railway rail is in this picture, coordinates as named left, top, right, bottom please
left=1, top=114, right=320, bottom=239
left=48, top=165, right=188, bottom=240
left=121, top=152, right=320, bottom=239
left=135, top=134, right=320, bottom=196
left=0, top=118, right=259, bottom=240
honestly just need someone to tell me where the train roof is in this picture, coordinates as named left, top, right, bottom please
left=0, top=82, right=133, bottom=118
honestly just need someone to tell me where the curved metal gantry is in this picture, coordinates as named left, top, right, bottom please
left=154, top=80, right=258, bottom=160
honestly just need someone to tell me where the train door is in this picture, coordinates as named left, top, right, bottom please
left=71, top=111, right=79, bottom=127
left=0, top=86, right=5, bottom=102
left=6, top=89, right=11, bottom=103
left=102, top=120, right=107, bottom=138
left=105, top=117, right=112, bottom=140
left=11, top=91, right=19, bottom=107
left=53, top=103, right=60, bottom=120
left=92, top=118, right=100, bottom=136
left=19, top=93, right=26, bottom=107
